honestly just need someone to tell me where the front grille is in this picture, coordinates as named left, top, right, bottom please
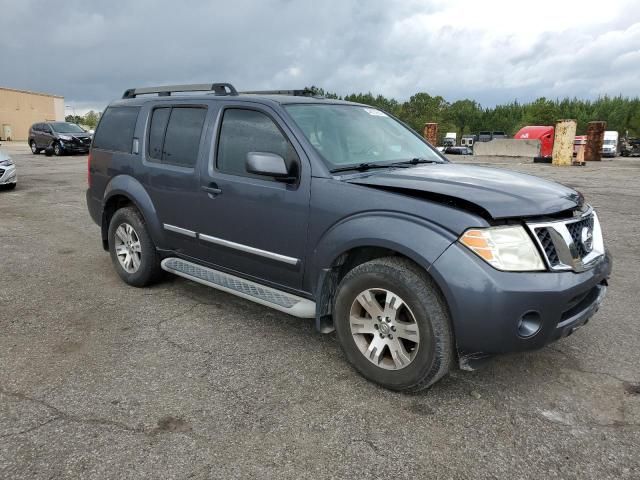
left=535, top=228, right=559, bottom=266
left=0, top=168, right=4, bottom=177
left=566, top=216, right=594, bottom=258
left=528, top=208, right=603, bottom=272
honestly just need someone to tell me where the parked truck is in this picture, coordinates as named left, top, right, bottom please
left=461, top=134, right=476, bottom=149
left=444, top=132, right=457, bottom=147
left=514, top=126, right=554, bottom=162
left=601, top=131, right=619, bottom=157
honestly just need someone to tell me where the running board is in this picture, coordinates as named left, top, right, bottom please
left=161, top=258, right=316, bottom=318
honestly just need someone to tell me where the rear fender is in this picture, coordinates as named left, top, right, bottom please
left=102, top=175, right=164, bottom=248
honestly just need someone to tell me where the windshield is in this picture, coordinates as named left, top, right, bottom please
left=50, top=122, right=86, bottom=134
left=284, top=104, right=444, bottom=169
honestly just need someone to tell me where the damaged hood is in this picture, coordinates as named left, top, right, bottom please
left=346, top=163, right=582, bottom=219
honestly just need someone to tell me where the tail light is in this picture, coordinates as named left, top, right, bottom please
left=87, top=151, right=92, bottom=187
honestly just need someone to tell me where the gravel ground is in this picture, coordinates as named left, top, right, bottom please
left=1, top=142, right=638, bottom=479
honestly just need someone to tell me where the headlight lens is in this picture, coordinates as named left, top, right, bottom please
left=0, top=159, right=13, bottom=166
left=59, top=135, right=72, bottom=141
left=459, top=226, right=545, bottom=271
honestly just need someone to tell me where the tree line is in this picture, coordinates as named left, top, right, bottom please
left=65, top=91, right=640, bottom=143
left=311, top=87, right=640, bottom=142
left=65, top=111, right=100, bottom=129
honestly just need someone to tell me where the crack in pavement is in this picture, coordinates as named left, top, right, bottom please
left=547, top=346, right=637, bottom=385
left=0, top=388, right=211, bottom=442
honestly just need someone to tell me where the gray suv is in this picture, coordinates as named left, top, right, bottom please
left=29, top=122, right=93, bottom=156
left=86, top=83, right=611, bottom=391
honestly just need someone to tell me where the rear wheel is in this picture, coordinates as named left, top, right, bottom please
left=334, top=257, right=453, bottom=392
left=108, top=207, right=163, bottom=287
left=30, top=140, right=41, bottom=154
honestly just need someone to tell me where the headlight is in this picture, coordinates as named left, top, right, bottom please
left=459, top=226, right=545, bottom=271
left=59, top=135, right=72, bottom=141
left=0, top=159, right=13, bottom=166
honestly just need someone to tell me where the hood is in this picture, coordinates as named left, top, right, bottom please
left=346, top=164, right=582, bottom=219
left=56, top=132, right=91, bottom=138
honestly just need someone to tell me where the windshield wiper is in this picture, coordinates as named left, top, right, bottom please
left=329, top=162, right=410, bottom=173
left=389, top=157, right=441, bottom=167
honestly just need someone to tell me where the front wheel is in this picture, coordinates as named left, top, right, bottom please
left=53, top=143, right=63, bottom=156
left=108, top=207, right=163, bottom=287
left=334, top=257, right=453, bottom=392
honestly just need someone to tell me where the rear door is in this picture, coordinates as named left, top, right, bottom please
left=194, top=103, right=311, bottom=290
left=142, top=103, right=209, bottom=256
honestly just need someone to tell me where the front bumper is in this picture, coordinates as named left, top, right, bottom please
left=59, top=140, right=90, bottom=153
left=430, top=242, right=612, bottom=358
left=0, top=164, right=17, bottom=185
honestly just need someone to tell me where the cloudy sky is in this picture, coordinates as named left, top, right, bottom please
left=1, top=0, right=639, bottom=114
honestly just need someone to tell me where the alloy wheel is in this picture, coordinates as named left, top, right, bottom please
left=349, top=288, right=420, bottom=370
left=114, top=223, right=142, bottom=273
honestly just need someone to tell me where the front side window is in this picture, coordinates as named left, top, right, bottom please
left=93, top=107, right=140, bottom=152
left=284, top=104, right=443, bottom=169
left=216, top=108, right=299, bottom=178
left=146, top=106, right=206, bottom=167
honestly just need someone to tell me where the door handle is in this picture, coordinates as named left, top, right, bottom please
left=201, top=184, right=222, bottom=196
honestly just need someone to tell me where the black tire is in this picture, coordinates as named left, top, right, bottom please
left=30, top=140, right=41, bottom=154
left=108, top=206, right=163, bottom=287
left=53, top=143, right=64, bottom=156
left=0, top=183, right=16, bottom=191
left=334, top=257, right=453, bottom=392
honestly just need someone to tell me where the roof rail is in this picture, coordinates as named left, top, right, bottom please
left=122, top=83, right=238, bottom=99
left=240, top=89, right=318, bottom=97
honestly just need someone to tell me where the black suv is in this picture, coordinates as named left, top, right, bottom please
left=86, top=83, right=611, bottom=391
left=29, top=121, right=93, bottom=156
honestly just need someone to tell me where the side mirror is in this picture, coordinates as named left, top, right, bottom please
left=246, top=152, right=294, bottom=181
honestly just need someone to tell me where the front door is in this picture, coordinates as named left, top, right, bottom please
left=195, top=105, right=311, bottom=291
left=39, top=124, right=53, bottom=148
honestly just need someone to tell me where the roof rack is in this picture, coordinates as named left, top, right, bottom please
left=122, top=83, right=238, bottom=99
left=240, top=89, right=319, bottom=97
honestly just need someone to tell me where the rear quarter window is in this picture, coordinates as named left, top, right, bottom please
left=93, top=106, right=140, bottom=152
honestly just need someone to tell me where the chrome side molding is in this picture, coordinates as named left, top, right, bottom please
left=163, top=223, right=197, bottom=238
left=162, top=224, right=299, bottom=266
left=198, top=233, right=299, bottom=266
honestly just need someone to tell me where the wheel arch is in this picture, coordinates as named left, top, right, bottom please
left=101, top=175, right=163, bottom=251
left=309, top=212, right=457, bottom=334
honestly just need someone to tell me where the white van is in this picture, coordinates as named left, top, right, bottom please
left=602, top=131, right=619, bottom=157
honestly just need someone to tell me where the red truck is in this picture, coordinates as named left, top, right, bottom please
left=514, top=126, right=555, bottom=162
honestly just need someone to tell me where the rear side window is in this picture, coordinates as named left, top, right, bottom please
left=216, top=108, right=298, bottom=178
left=148, top=108, right=171, bottom=161
left=146, top=106, right=206, bottom=168
left=93, top=106, right=140, bottom=153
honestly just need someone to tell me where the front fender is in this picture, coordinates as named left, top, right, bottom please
left=102, top=175, right=164, bottom=248
left=307, top=211, right=457, bottom=292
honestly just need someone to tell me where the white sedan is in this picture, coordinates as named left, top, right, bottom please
left=0, top=146, right=16, bottom=190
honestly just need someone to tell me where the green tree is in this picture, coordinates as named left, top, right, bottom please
left=82, top=111, right=100, bottom=129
